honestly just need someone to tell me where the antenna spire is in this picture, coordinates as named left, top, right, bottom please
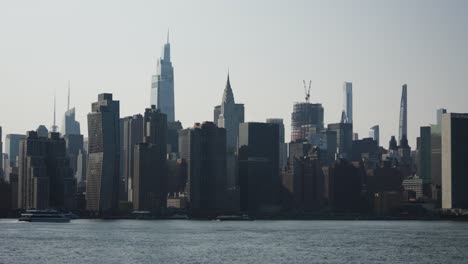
left=167, top=29, right=169, bottom=43
left=52, top=92, right=58, bottom=132
left=67, top=80, right=70, bottom=111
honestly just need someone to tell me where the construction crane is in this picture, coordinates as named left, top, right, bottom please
left=303, top=80, right=311, bottom=103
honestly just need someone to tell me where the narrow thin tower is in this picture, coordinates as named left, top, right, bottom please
left=398, top=84, right=407, bottom=142
left=51, top=93, right=58, bottom=132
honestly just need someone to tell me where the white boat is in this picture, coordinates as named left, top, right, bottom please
left=19, top=209, right=71, bottom=223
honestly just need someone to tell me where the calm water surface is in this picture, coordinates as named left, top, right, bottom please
left=1, top=219, right=467, bottom=264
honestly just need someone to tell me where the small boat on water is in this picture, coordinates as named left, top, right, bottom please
left=215, top=214, right=253, bottom=221
left=19, top=209, right=71, bottom=223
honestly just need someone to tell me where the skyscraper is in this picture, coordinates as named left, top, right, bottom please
left=5, top=134, right=25, bottom=167
left=120, top=114, right=143, bottom=201
left=0, top=126, right=3, bottom=179
left=399, top=84, right=408, bottom=143
left=239, top=122, right=280, bottom=213
left=327, top=121, right=353, bottom=159
left=214, top=73, right=244, bottom=188
left=442, top=113, right=468, bottom=209
left=179, top=122, right=227, bottom=212
left=418, top=126, right=431, bottom=184
left=369, top=125, right=380, bottom=146
left=17, top=131, right=75, bottom=210
left=62, top=87, right=81, bottom=136
left=437, top=108, right=447, bottom=126
left=150, top=33, right=175, bottom=122
left=86, top=93, right=120, bottom=213
left=343, top=82, right=353, bottom=124
left=266, top=118, right=287, bottom=170
left=133, top=107, right=168, bottom=212
left=291, top=103, right=324, bottom=142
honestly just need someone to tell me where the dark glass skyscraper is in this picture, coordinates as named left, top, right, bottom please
left=133, top=107, right=168, bottom=212
left=179, top=122, right=227, bottom=212
left=238, top=122, right=280, bottom=213
left=86, top=93, right=120, bottom=213
left=120, top=114, right=143, bottom=201
left=151, top=34, right=175, bottom=122
left=17, top=131, right=75, bottom=210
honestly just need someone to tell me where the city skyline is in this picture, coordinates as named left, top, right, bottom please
left=1, top=1, right=468, bottom=149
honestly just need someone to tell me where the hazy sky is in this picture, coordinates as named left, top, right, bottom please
left=1, top=0, right=467, bottom=148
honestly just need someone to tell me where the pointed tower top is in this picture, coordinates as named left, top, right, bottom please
left=167, top=29, right=170, bottom=43
left=222, top=72, right=235, bottom=105
left=340, top=110, right=347, bottom=124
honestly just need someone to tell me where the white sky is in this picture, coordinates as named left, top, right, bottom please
left=1, top=0, right=467, bottom=149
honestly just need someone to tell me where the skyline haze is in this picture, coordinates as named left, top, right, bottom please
left=1, top=1, right=468, bottom=148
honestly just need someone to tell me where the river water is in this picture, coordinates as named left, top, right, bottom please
left=1, top=219, right=467, bottom=263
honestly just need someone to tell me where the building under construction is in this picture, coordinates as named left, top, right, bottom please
left=291, top=102, right=324, bottom=142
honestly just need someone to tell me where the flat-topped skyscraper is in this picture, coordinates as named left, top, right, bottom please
left=86, top=93, right=120, bottom=213
left=151, top=33, right=175, bottom=122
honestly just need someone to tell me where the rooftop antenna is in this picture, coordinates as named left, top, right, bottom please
left=51, top=92, right=58, bottom=132
left=67, top=80, right=70, bottom=111
left=303, top=80, right=311, bottom=103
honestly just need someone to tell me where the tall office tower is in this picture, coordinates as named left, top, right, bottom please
left=0, top=126, right=3, bottom=179
left=342, top=82, right=353, bottom=124
left=239, top=122, right=280, bottom=213
left=282, top=142, right=324, bottom=212
left=64, top=134, right=84, bottom=180
left=75, top=149, right=87, bottom=184
left=214, top=74, right=245, bottom=188
left=398, top=84, right=408, bottom=143
left=442, top=113, right=468, bottom=209
left=120, top=114, right=143, bottom=201
left=17, top=131, right=75, bottom=210
left=327, top=121, right=353, bottom=159
left=430, top=124, right=442, bottom=187
left=351, top=138, right=379, bottom=167
left=398, top=135, right=412, bottom=167
left=266, top=118, right=288, bottom=170
left=150, top=34, right=175, bottom=122
left=5, top=134, right=25, bottom=167
left=167, top=121, right=183, bottom=157
left=369, top=125, right=380, bottom=146
left=328, top=159, right=364, bottom=213
left=418, top=126, right=432, bottom=184
left=291, top=103, right=324, bottom=142
left=437, top=108, right=447, bottom=126
left=86, top=93, right=120, bottom=213
left=132, top=106, right=168, bottom=211
left=179, top=122, right=227, bottom=211
left=1, top=154, right=7, bottom=180
left=62, top=84, right=81, bottom=136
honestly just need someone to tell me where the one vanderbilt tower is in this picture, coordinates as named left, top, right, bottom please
left=151, top=32, right=175, bottom=122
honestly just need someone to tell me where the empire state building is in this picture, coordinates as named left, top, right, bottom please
left=151, top=34, right=175, bottom=122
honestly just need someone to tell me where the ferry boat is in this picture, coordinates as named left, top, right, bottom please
left=19, top=209, right=71, bottom=223
left=215, top=214, right=253, bottom=221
